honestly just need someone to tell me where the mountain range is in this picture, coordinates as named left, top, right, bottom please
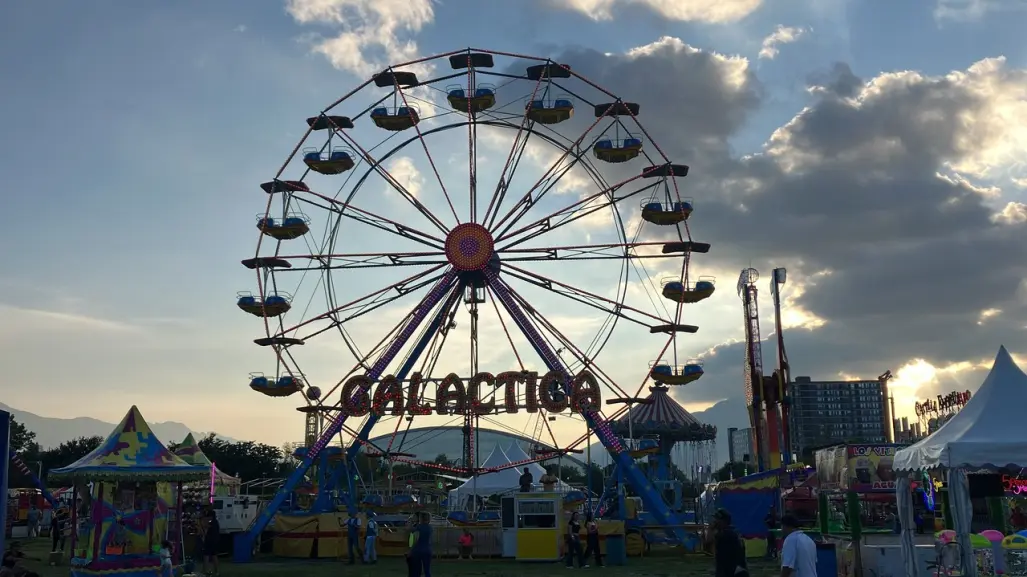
left=0, top=403, right=212, bottom=450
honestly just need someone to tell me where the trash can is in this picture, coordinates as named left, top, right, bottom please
left=816, top=542, right=838, bottom=577
left=606, top=533, right=626, bottom=566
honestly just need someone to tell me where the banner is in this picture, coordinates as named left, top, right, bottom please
left=815, top=444, right=901, bottom=492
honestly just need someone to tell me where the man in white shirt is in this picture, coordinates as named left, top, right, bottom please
left=780, top=514, right=818, bottom=577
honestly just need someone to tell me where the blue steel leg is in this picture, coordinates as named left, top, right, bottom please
left=335, top=287, right=461, bottom=513
left=486, top=273, right=687, bottom=546
left=236, top=270, right=458, bottom=562
left=0, top=411, right=9, bottom=555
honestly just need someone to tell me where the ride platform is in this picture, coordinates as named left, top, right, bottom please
left=661, top=277, right=716, bottom=304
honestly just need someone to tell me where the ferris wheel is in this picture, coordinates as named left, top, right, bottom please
left=238, top=47, right=716, bottom=539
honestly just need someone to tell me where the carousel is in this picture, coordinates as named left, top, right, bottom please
left=49, top=406, right=209, bottom=577
left=608, top=385, right=717, bottom=514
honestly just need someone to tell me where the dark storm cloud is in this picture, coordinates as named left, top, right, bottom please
left=538, top=39, right=1027, bottom=408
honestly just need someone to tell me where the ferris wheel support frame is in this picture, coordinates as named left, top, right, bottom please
left=237, top=270, right=458, bottom=559
left=485, top=270, right=689, bottom=546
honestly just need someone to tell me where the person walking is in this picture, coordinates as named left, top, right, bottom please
left=780, top=515, right=818, bottom=577
left=26, top=506, right=39, bottom=539
left=363, top=513, right=378, bottom=564
left=765, top=506, right=779, bottom=560
left=582, top=513, right=603, bottom=567
left=410, top=512, right=433, bottom=577
left=202, top=510, right=220, bottom=577
left=519, top=467, right=533, bottom=493
left=345, top=513, right=361, bottom=565
left=49, top=509, right=65, bottom=552
left=405, top=516, right=418, bottom=577
left=711, top=509, right=748, bottom=577
left=565, top=511, right=584, bottom=568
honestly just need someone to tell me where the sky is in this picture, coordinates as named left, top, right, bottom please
left=0, top=0, right=1025, bottom=455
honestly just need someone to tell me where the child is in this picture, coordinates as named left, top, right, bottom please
left=457, top=529, right=474, bottom=560
left=159, top=540, right=173, bottom=577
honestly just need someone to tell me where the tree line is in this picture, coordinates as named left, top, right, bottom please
left=5, top=416, right=292, bottom=489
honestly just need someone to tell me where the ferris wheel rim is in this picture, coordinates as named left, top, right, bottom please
left=248, top=47, right=702, bottom=475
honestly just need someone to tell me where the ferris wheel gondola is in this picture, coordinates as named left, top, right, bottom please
left=234, top=47, right=719, bottom=556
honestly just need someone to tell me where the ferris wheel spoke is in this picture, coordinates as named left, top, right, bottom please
left=388, top=73, right=461, bottom=226
left=501, top=280, right=629, bottom=402
left=292, top=187, right=446, bottom=250
left=498, top=241, right=708, bottom=263
left=332, top=131, right=452, bottom=236
left=494, top=175, right=655, bottom=249
left=276, top=264, right=448, bottom=339
left=274, top=250, right=447, bottom=271
left=479, top=68, right=549, bottom=227
left=488, top=105, right=611, bottom=236
left=501, top=263, right=686, bottom=330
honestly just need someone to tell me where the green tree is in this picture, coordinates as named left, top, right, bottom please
left=197, top=434, right=289, bottom=481
left=9, top=416, right=38, bottom=454
left=715, top=461, right=750, bottom=482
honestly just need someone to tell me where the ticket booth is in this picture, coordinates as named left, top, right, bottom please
left=507, top=492, right=563, bottom=561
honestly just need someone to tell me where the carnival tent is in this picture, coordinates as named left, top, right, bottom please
left=894, top=346, right=1027, bottom=577
left=448, top=444, right=521, bottom=508
left=50, top=406, right=209, bottom=482
left=504, top=442, right=547, bottom=478
left=173, top=433, right=241, bottom=494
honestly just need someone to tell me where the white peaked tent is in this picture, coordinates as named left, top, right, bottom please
left=505, top=442, right=548, bottom=478
left=894, top=346, right=1027, bottom=577
left=448, top=444, right=522, bottom=509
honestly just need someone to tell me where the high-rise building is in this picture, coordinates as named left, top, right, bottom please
left=789, top=376, right=889, bottom=457
left=727, top=427, right=755, bottom=463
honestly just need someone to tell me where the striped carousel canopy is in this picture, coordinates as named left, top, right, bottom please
left=611, top=386, right=717, bottom=442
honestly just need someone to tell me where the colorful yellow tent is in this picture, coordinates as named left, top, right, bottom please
left=173, top=433, right=241, bottom=496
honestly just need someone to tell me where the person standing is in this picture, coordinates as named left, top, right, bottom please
left=519, top=468, right=533, bottom=493
left=711, top=509, right=748, bottom=577
left=363, top=513, right=378, bottom=564
left=159, top=539, right=173, bottom=577
left=565, top=511, right=584, bottom=568
left=410, top=512, right=433, bottom=577
left=405, top=516, right=418, bottom=577
left=345, top=513, right=361, bottom=565
left=582, top=513, right=603, bottom=567
left=202, top=510, right=220, bottom=577
left=26, top=506, right=39, bottom=539
left=780, top=515, right=817, bottom=577
left=49, top=509, right=65, bottom=552
left=765, top=506, right=779, bottom=560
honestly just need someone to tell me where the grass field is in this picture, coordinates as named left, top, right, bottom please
left=11, top=536, right=783, bottom=577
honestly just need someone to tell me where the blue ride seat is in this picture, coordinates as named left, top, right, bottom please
left=664, top=281, right=684, bottom=291
left=277, top=375, right=298, bottom=387
left=623, top=137, right=642, bottom=147
left=528, top=100, right=544, bottom=109
left=652, top=364, right=673, bottom=376
left=249, top=375, right=269, bottom=387
left=303, top=151, right=321, bottom=162
left=673, top=201, right=693, bottom=212
left=397, top=106, right=415, bottom=116
left=643, top=202, right=662, bottom=211
left=282, top=217, right=305, bottom=228
left=695, top=281, right=714, bottom=291
left=474, top=87, right=493, bottom=97
left=638, top=438, right=659, bottom=451
left=362, top=494, right=384, bottom=507
left=265, top=295, right=288, bottom=306
left=393, top=494, right=415, bottom=506
left=257, top=217, right=275, bottom=228
left=683, top=364, right=703, bottom=374
left=554, top=99, right=572, bottom=108
left=595, top=139, right=613, bottom=149
left=478, top=511, right=500, bottom=521
left=371, top=107, right=389, bottom=117
left=448, top=88, right=465, bottom=98
left=292, top=447, right=309, bottom=459
left=329, top=150, right=350, bottom=161
left=237, top=295, right=257, bottom=306
left=321, top=446, right=342, bottom=458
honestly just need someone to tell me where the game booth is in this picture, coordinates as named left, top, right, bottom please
left=49, top=406, right=209, bottom=577
left=893, top=347, right=1027, bottom=577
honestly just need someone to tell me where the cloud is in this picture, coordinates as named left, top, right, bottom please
left=551, top=0, right=763, bottom=24
left=933, top=0, right=1025, bottom=22
left=0, top=305, right=142, bottom=335
left=523, top=38, right=1027, bottom=426
left=285, top=0, right=434, bottom=76
left=758, top=25, right=807, bottom=60
left=385, top=156, right=426, bottom=198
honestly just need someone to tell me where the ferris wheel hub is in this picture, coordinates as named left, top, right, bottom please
left=445, top=223, right=495, bottom=271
